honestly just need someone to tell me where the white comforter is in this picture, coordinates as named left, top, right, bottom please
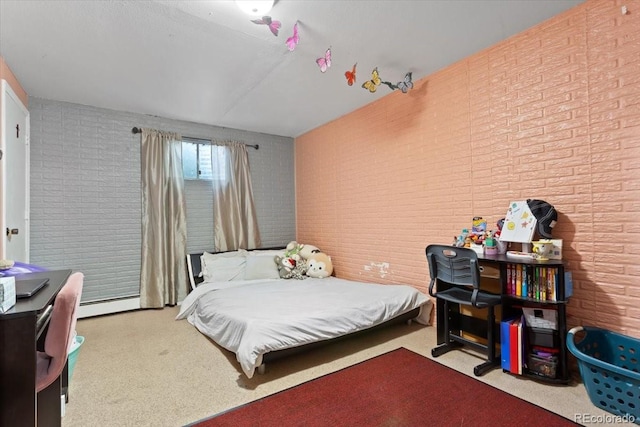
left=176, top=277, right=432, bottom=378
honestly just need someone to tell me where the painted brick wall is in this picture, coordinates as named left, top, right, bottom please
left=295, top=0, right=640, bottom=337
left=29, top=98, right=295, bottom=303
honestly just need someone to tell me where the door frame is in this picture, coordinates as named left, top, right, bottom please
left=1, top=79, right=30, bottom=261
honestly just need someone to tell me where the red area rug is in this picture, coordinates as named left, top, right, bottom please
left=190, top=348, right=578, bottom=427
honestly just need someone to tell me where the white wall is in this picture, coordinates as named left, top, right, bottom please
left=28, top=98, right=295, bottom=303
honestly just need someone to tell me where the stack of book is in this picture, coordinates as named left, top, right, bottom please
left=500, top=315, right=561, bottom=379
left=500, top=316, right=524, bottom=375
left=505, top=264, right=562, bottom=301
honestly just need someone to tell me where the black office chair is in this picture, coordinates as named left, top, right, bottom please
left=426, top=244, right=501, bottom=376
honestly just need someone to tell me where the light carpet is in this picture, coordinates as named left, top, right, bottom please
left=61, top=307, right=633, bottom=426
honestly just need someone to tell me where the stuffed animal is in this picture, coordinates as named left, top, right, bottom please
left=284, top=241, right=304, bottom=261
left=306, top=252, right=333, bottom=278
left=299, top=244, right=321, bottom=260
left=274, top=255, right=307, bottom=280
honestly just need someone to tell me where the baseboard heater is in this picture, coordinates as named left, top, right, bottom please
left=78, top=296, right=141, bottom=319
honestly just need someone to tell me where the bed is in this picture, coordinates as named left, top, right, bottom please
left=176, top=248, right=433, bottom=378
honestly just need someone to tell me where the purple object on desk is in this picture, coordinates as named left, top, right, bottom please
left=0, top=262, right=49, bottom=277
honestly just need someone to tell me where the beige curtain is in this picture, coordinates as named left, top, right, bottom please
left=212, top=141, right=261, bottom=251
left=140, top=128, right=188, bottom=308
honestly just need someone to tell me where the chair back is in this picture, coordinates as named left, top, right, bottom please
left=426, top=245, right=480, bottom=297
left=36, top=272, right=84, bottom=392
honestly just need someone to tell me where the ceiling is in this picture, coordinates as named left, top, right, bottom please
left=0, top=0, right=585, bottom=138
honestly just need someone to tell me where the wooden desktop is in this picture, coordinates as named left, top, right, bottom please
left=0, top=269, right=72, bottom=427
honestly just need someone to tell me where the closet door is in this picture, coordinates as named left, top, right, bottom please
left=1, top=79, right=29, bottom=262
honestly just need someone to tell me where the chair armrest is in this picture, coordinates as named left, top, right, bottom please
left=428, top=278, right=437, bottom=298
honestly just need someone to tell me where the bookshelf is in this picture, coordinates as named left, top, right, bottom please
left=433, top=253, right=571, bottom=384
left=483, top=255, right=571, bottom=384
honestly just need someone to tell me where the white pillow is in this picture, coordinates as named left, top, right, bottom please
left=201, top=250, right=247, bottom=282
left=249, top=249, right=285, bottom=257
left=244, top=254, right=280, bottom=280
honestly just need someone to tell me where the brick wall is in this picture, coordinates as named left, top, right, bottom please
left=29, top=98, right=295, bottom=302
left=295, top=0, right=640, bottom=336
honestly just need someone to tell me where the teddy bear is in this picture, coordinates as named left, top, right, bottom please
left=305, top=252, right=333, bottom=279
left=275, top=255, right=307, bottom=280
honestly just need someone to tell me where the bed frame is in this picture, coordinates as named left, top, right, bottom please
left=185, top=250, right=207, bottom=290
left=186, top=249, right=421, bottom=374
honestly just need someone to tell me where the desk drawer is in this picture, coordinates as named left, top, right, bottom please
left=479, top=263, right=500, bottom=279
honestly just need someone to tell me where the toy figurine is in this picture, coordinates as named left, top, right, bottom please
left=472, top=217, right=487, bottom=236
left=453, top=229, right=469, bottom=247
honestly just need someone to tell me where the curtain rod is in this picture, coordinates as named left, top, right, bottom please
left=131, top=127, right=259, bottom=150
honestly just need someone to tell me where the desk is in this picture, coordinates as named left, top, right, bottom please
left=434, top=253, right=569, bottom=383
left=0, top=269, right=71, bottom=427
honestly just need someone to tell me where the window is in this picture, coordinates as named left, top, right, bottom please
left=182, top=138, right=226, bottom=181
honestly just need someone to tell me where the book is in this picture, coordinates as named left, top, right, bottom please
left=564, top=271, right=573, bottom=299
left=500, top=201, right=537, bottom=243
left=509, top=264, right=515, bottom=295
left=500, top=319, right=513, bottom=371
left=509, top=318, right=521, bottom=375
left=518, top=317, right=524, bottom=375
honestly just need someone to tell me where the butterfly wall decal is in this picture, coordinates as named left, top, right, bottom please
left=362, top=67, right=381, bottom=93
left=285, top=22, right=299, bottom=51
left=396, top=72, right=413, bottom=93
left=251, top=16, right=281, bottom=37
left=316, top=47, right=331, bottom=73
left=381, top=81, right=397, bottom=91
left=345, top=63, right=357, bottom=86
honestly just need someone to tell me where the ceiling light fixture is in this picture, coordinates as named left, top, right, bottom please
left=235, top=0, right=274, bottom=16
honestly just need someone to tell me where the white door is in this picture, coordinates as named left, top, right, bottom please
left=1, top=80, right=29, bottom=262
